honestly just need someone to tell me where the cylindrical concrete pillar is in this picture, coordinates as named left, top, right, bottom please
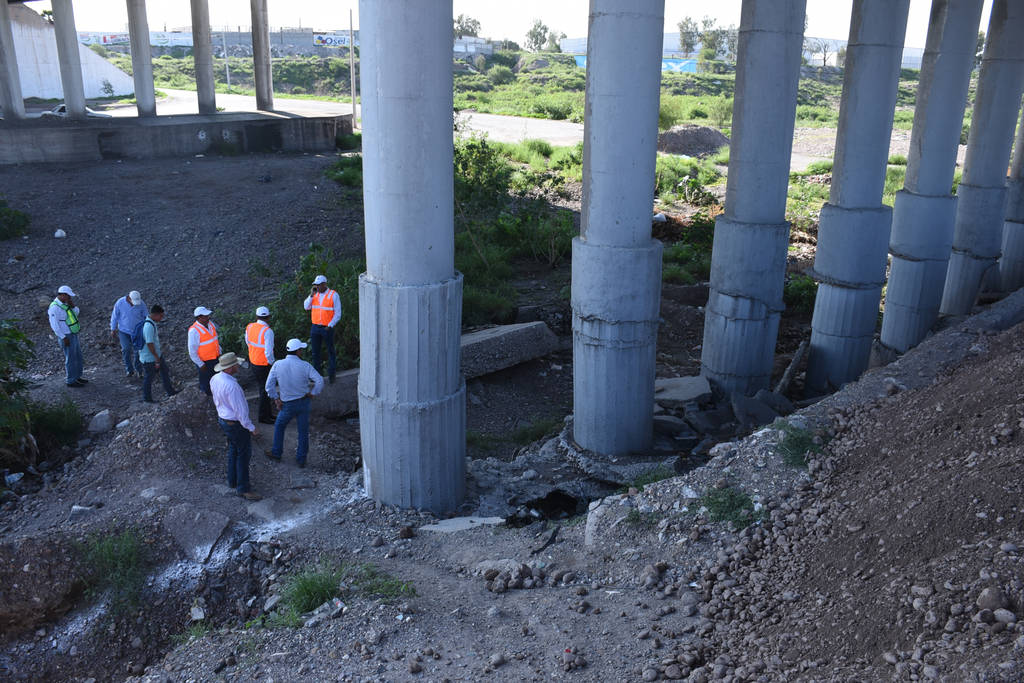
left=701, top=0, right=806, bottom=395
left=126, top=0, right=156, bottom=117
left=190, top=0, right=216, bottom=114
left=880, top=0, right=984, bottom=352
left=941, top=0, right=1024, bottom=315
left=805, top=0, right=910, bottom=394
left=358, top=0, right=465, bottom=513
left=0, top=0, right=25, bottom=120
left=51, top=0, right=86, bottom=120
left=998, top=108, right=1024, bottom=290
left=250, top=0, right=274, bottom=111
left=571, top=0, right=664, bottom=455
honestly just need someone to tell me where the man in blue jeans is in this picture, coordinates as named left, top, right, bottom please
left=109, top=290, right=146, bottom=379
left=47, top=285, right=86, bottom=387
left=210, top=352, right=262, bottom=501
left=139, top=304, right=178, bottom=403
left=265, top=338, right=324, bottom=468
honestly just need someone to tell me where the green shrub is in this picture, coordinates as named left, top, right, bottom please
left=887, top=153, right=908, bottom=166
left=775, top=422, right=823, bottom=467
left=687, top=106, right=708, bottom=119
left=699, top=486, right=758, bottom=529
left=801, top=160, right=833, bottom=175
left=663, top=242, right=711, bottom=283
left=486, top=65, right=515, bottom=85
left=531, top=95, right=574, bottom=120
left=662, top=263, right=696, bottom=285
left=892, top=109, right=915, bottom=129
left=709, top=146, right=730, bottom=166
left=326, top=155, right=362, bottom=188
left=783, top=274, right=818, bottom=314
left=708, top=96, right=732, bottom=128
left=522, top=138, right=554, bottom=158
left=0, top=320, right=34, bottom=471
left=509, top=417, right=562, bottom=445
left=336, top=132, right=361, bottom=151
left=655, top=155, right=721, bottom=203
left=29, top=397, right=81, bottom=451
left=0, top=199, right=30, bottom=240
left=81, top=529, right=147, bottom=612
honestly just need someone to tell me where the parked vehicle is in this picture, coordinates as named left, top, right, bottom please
left=40, top=103, right=112, bottom=118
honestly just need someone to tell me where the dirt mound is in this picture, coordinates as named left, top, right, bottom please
left=657, top=125, right=730, bottom=157
left=693, top=322, right=1024, bottom=679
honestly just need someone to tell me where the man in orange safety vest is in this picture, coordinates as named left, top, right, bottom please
left=245, top=306, right=276, bottom=424
left=303, top=274, right=341, bottom=383
left=188, top=306, right=220, bottom=396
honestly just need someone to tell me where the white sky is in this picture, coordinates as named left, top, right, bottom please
left=25, top=0, right=995, bottom=49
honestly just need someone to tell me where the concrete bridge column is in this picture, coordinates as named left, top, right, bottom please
left=880, top=0, right=984, bottom=353
left=571, top=0, right=664, bottom=455
left=357, top=0, right=464, bottom=513
left=805, top=0, right=910, bottom=394
left=998, top=109, right=1024, bottom=290
left=700, top=0, right=806, bottom=395
left=126, top=0, right=156, bottom=117
left=0, top=0, right=25, bottom=120
left=51, top=0, right=86, bottom=120
left=941, top=0, right=1024, bottom=315
left=190, top=0, right=216, bottom=114
left=250, top=0, right=273, bottom=111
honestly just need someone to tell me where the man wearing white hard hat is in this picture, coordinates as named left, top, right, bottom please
left=303, top=274, right=341, bottom=383
left=265, top=338, right=323, bottom=468
left=109, top=290, right=147, bottom=379
left=48, top=285, right=86, bottom=387
left=245, top=306, right=276, bottom=424
left=187, top=306, right=220, bottom=396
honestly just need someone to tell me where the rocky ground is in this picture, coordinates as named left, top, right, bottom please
left=1, top=144, right=1020, bottom=682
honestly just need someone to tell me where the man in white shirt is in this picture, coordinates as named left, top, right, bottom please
left=187, top=306, right=220, bottom=396
left=48, top=285, right=86, bottom=387
left=265, top=338, right=324, bottom=468
left=303, top=274, right=342, bottom=383
left=210, top=352, right=261, bottom=500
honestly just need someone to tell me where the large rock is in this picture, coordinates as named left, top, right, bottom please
left=313, top=322, right=559, bottom=417
left=655, top=376, right=712, bottom=406
left=731, top=393, right=780, bottom=429
left=163, top=505, right=229, bottom=563
left=87, top=409, right=113, bottom=434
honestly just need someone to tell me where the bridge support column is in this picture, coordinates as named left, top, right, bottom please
left=701, top=0, right=806, bottom=395
left=357, top=0, right=465, bottom=513
left=250, top=0, right=273, bottom=111
left=941, top=0, right=1024, bottom=315
left=190, top=0, right=216, bottom=114
left=51, top=0, right=86, bottom=120
left=571, top=0, right=664, bottom=455
left=127, top=0, right=156, bottom=117
left=0, top=0, right=24, bottom=120
left=998, top=109, right=1024, bottom=291
left=881, top=0, right=984, bottom=353
left=806, top=0, right=910, bottom=394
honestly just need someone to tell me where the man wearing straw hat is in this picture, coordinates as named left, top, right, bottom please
left=210, top=351, right=261, bottom=501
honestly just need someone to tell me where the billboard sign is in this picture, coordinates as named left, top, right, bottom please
left=573, top=55, right=697, bottom=73
left=313, top=33, right=356, bottom=47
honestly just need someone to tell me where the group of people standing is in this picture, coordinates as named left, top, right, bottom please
left=46, top=274, right=343, bottom=500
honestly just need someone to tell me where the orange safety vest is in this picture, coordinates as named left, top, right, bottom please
left=190, top=321, right=220, bottom=362
left=245, top=321, right=271, bottom=366
left=310, top=289, right=337, bottom=326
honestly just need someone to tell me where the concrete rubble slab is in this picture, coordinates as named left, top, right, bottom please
left=163, top=504, right=229, bottom=563
left=654, top=376, right=712, bottom=406
left=420, top=517, right=505, bottom=532
left=314, top=322, right=560, bottom=417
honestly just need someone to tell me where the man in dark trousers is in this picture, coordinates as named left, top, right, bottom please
left=303, top=274, right=341, bottom=383
left=245, top=306, right=276, bottom=424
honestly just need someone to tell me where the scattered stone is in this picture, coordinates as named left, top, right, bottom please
left=398, top=526, right=415, bottom=539
left=977, top=587, right=1009, bottom=611
left=163, top=504, right=230, bottom=563
left=68, top=504, right=94, bottom=522
left=489, top=653, right=505, bottom=668
left=87, top=410, right=113, bottom=434
left=655, top=376, right=712, bottom=406
left=753, top=389, right=795, bottom=415
left=189, top=605, right=205, bottom=621
left=371, top=535, right=385, bottom=547
left=419, top=517, right=505, bottom=532
left=264, top=595, right=281, bottom=612
left=54, top=229, right=66, bottom=238
left=730, top=393, right=780, bottom=429
left=993, top=608, right=1017, bottom=624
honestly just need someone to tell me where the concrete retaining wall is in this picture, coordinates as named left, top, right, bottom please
left=0, top=112, right=350, bottom=164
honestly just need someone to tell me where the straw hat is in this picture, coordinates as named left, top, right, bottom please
left=214, top=352, right=243, bottom=372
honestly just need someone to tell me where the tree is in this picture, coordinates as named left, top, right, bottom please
left=454, top=14, right=481, bottom=39
left=544, top=30, right=566, bottom=52
left=836, top=46, right=847, bottom=68
left=677, top=16, right=699, bottom=56
left=723, top=25, right=738, bottom=62
left=809, top=37, right=832, bottom=67
left=526, top=19, right=548, bottom=52
left=700, top=16, right=725, bottom=58
left=976, top=31, right=986, bottom=68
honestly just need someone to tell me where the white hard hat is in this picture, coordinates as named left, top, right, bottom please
left=286, top=338, right=308, bottom=352
left=57, top=285, right=76, bottom=297
left=312, top=275, right=328, bottom=285
left=256, top=306, right=271, bottom=317
left=193, top=306, right=213, bottom=317
left=129, top=290, right=142, bottom=305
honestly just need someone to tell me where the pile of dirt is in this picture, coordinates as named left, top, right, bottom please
left=658, top=125, right=730, bottom=157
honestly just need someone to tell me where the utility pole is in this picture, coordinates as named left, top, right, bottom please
left=349, top=9, right=358, bottom=129
left=222, top=27, right=230, bottom=87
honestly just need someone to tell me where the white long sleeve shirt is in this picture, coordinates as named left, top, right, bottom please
left=210, top=371, right=255, bottom=431
left=265, top=354, right=325, bottom=402
left=187, top=321, right=219, bottom=367
left=48, top=298, right=80, bottom=340
left=303, top=289, right=342, bottom=328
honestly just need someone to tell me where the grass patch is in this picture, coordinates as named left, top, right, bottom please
left=466, top=430, right=500, bottom=451
left=509, top=417, right=562, bottom=445
left=709, top=146, right=730, bottom=165
left=326, top=155, right=362, bottom=188
left=0, top=199, right=30, bottom=240
left=655, top=155, right=722, bottom=204
left=887, top=153, right=908, bottom=166
left=630, top=466, right=676, bottom=491
left=623, top=508, right=658, bottom=529
left=699, top=486, right=758, bottom=530
left=783, top=274, right=818, bottom=314
left=663, top=242, right=712, bottom=284
left=80, top=529, right=148, bottom=612
left=171, top=622, right=211, bottom=645
left=776, top=422, right=823, bottom=467
left=336, top=132, right=361, bottom=151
